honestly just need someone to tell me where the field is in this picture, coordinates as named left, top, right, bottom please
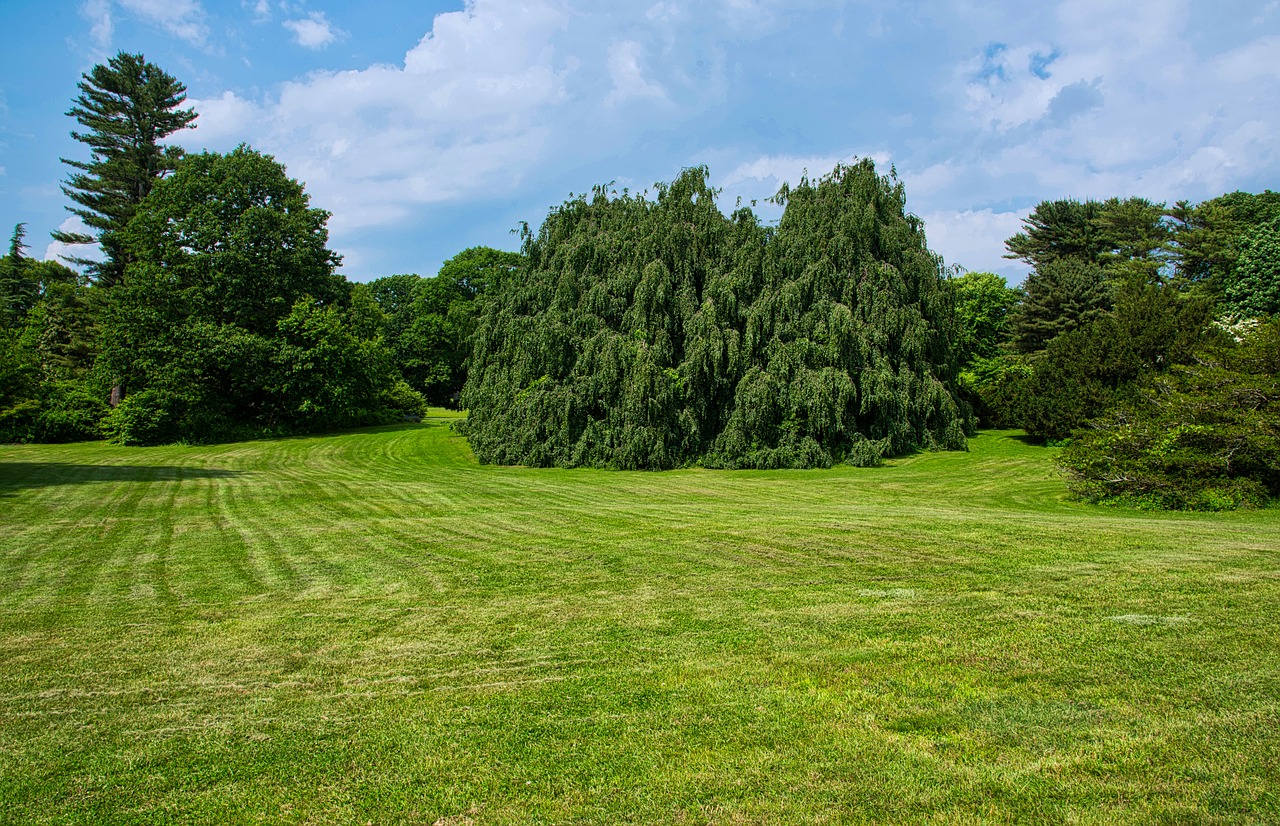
left=1, top=412, right=1278, bottom=824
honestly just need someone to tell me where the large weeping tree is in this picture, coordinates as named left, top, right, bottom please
left=52, top=52, right=197, bottom=287
left=461, top=160, right=971, bottom=469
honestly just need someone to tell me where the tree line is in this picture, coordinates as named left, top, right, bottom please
left=0, top=52, right=500, bottom=446
left=2, top=52, right=1277, bottom=508
left=954, top=194, right=1279, bottom=509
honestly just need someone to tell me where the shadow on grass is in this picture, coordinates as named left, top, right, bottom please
left=0, top=463, right=244, bottom=496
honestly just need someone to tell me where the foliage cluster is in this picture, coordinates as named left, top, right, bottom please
left=367, top=247, right=522, bottom=407
left=956, top=190, right=1280, bottom=508
left=96, top=147, right=421, bottom=445
left=461, top=161, right=971, bottom=469
left=1060, top=318, right=1280, bottom=509
left=0, top=226, right=104, bottom=443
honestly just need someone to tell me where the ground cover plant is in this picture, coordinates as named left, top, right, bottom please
left=2, top=414, right=1278, bottom=823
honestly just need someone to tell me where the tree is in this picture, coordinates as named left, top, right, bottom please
left=1223, top=217, right=1280, bottom=317
left=367, top=248, right=523, bottom=406
left=1014, top=281, right=1216, bottom=442
left=1060, top=318, right=1280, bottom=510
left=98, top=146, right=416, bottom=444
left=461, top=160, right=970, bottom=470
left=950, top=270, right=1020, bottom=364
left=53, top=52, right=196, bottom=287
left=1008, top=258, right=1112, bottom=353
left=1168, top=190, right=1280, bottom=297
left=1004, top=199, right=1108, bottom=270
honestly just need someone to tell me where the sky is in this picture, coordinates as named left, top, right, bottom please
left=2, top=1, right=1279, bottom=285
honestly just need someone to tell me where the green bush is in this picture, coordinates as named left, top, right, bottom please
left=1060, top=319, right=1280, bottom=510
left=104, top=388, right=186, bottom=446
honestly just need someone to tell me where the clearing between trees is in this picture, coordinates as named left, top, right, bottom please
left=1, top=415, right=1278, bottom=823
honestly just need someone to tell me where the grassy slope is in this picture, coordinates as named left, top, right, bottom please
left=1, top=415, right=1277, bottom=824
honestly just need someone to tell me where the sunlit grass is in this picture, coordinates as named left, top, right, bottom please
left=2, top=415, right=1278, bottom=823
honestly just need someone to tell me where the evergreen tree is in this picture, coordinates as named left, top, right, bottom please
left=1008, top=258, right=1111, bottom=353
left=53, top=52, right=197, bottom=287
left=1168, top=190, right=1280, bottom=297
left=1004, top=199, right=1108, bottom=270
left=1061, top=318, right=1280, bottom=510
left=1015, top=281, right=1216, bottom=441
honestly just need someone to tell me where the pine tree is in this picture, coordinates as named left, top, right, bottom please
left=53, top=52, right=196, bottom=287
left=1009, top=258, right=1112, bottom=353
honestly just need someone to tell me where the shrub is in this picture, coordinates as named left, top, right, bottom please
left=1060, top=319, right=1280, bottom=510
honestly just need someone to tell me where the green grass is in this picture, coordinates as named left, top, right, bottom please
left=2, top=414, right=1278, bottom=824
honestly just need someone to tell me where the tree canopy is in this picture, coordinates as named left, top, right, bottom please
left=461, top=160, right=971, bottom=469
left=97, top=147, right=417, bottom=444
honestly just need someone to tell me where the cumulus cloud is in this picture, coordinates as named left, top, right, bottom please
left=175, top=0, right=572, bottom=238
left=283, top=12, right=341, bottom=49
left=146, top=0, right=1280, bottom=277
left=918, top=209, right=1028, bottom=281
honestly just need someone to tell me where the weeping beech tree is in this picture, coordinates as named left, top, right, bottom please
left=460, top=160, right=972, bottom=469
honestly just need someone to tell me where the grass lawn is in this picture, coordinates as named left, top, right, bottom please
left=1, top=413, right=1278, bottom=824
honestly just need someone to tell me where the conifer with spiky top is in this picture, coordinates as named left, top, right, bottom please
left=53, top=52, right=196, bottom=287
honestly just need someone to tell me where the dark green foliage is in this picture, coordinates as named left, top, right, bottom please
left=461, top=161, right=970, bottom=469
left=1168, top=190, right=1280, bottom=298
left=1004, top=199, right=1109, bottom=270
left=1009, top=258, right=1112, bottom=354
left=54, top=52, right=197, bottom=286
left=1014, top=282, right=1217, bottom=441
left=1224, top=217, right=1280, bottom=317
left=959, top=354, right=1033, bottom=429
left=1061, top=319, right=1280, bottom=510
left=99, top=147, right=417, bottom=445
left=1005, top=197, right=1170, bottom=280
left=368, top=248, right=521, bottom=406
left=0, top=229, right=104, bottom=444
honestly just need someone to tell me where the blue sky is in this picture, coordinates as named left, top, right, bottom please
left=2, top=0, right=1279, bottom=284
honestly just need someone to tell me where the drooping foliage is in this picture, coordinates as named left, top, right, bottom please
left=98, top=147, right=419, bottom=445
left=461, top=160, right=971, bottom=469
left=1061, top=319, right=1280, bottom=510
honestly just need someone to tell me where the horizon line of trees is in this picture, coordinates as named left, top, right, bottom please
left=2, top=50, right=1277, bottom=509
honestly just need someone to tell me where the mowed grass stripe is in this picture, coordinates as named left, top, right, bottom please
left=1, top=415, right=1279, bottom=823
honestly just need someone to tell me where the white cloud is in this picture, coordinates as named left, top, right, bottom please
left=919, top=209, right=1028, bottom=281
left=937, top=0, right=1280, bottom=213
left=283, top=12, right=341, bottom=50
left=174, top=0, right=572, bottom=239
left=183, top=91, right=262, bottom=150
left=722, top=151, right=890, bottom=188
left=605, top=40, right=665, bottom=104
left=118, top=0, right=209, bottom=45
left=43, top=217, right=102, bottom=267
left=80, top=0, right=114, bottom=56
